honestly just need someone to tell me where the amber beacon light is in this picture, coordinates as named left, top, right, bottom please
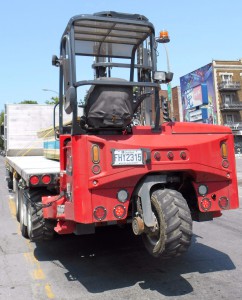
left=156, top=30, right=170, bottom=43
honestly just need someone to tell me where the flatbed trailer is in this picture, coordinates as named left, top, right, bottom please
left=5, top=156, right=59, bottom=187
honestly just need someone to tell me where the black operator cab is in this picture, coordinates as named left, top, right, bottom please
left=52, top=11, right=173, bottom=135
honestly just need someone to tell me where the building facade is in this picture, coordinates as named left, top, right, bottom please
left=158, top=86, right=182, bottom=122
left=180, top=60, right=242, bottom=152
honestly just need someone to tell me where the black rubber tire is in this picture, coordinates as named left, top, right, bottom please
left=7, top=173, right=13, bottom=190
left=25, top=189, right=55, bottom=242
left=19, top=188, right=28, bottom=238
left=142, top=189, right=193, bottom=258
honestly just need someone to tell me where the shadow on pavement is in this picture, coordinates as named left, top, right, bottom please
left=34, top=226, right=235, bottom=297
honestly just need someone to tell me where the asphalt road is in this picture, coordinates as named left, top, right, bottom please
left=0, top=156, right=242, bottom=300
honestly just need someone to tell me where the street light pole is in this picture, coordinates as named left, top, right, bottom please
left=163, top=43, right=171, bottom=73
left=163, top=43, right=173, bottom=119
left=42, top=89, right=58, bottom=95
left=156, top=30, right=174, bottom=120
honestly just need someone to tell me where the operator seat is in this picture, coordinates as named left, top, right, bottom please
left=84, top=78, right=133, bottom=131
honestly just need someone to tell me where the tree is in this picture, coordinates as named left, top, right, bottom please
left=19, top=100, right=38, bottom=104
left=0, top=110, right=4, bottom=124
left=45, top=96, right=59, bottom=105
left=79, top=90, right=89, bottom=107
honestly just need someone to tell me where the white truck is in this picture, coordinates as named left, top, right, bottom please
left=4, top=104, right=60, bottom=191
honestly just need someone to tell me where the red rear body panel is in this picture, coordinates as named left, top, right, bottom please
left=43, top=122, right=239, bottom=226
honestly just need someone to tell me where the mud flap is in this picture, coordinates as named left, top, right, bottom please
left=136, top=175, right=167, bottom=227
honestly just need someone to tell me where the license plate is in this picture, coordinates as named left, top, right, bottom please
left=112, top=149, right=144, bottom=166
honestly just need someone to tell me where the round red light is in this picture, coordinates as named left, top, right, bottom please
left=113, top=205, right=126, bottom=219
left=180, top=151, right=187, bottom=159
left=41, top=174, right=51, bottom=184
left=30, top=175, right=40, bottom=185
left=154, top=151, right=161, bottom=161
left=200, top=198, right=211, bottom=211
left=92, top=164, right=101, bottom=174
left=167, top=151, right=174, bottom=160
left=222, top=159, right=229, bottom=168
left=93, top=206, right=107, bottom=221
left=219, top=197, right=229, bottom=209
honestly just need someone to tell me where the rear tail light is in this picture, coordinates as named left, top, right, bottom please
left=167, top=151, right=174, bottom=160
left=221, top=142, right=229, bottom=169
left=92, top=144, right=100, bottom=163
left=92, top=164, right=101, bottom=174
left=41, top=174, right=51, bottom=184
left=113, top=205, right=126, bottom=219
left=222, top=159, right=229, bottom=168
left=200, top=198, right=211, bottom=211
left=91, top=144, right=101, bottom=174
left=221, top=142, right=228, bottom=158
left=30, top=175, right=40, bottom=186
left=180, top=151, right=187, bottom=160
left=93, top=206, right=107, bottom=221
left=154, top=151, right=161, bottom=161
left=219, top=197, right=229, bottom=209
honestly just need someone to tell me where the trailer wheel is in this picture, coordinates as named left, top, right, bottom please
left=19, top=188, right=28, bottom=238
left=142, top=189, right=192, bottom=258
left=26, top=189, right=55, bottom=242
left=7, top=172, right=13, bottom=190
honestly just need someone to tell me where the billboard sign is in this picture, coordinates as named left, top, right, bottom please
left=189, top=109, right=203, bottom=122
left=180, top=63, right=216, bottom=123
left=183, top=85, right=202, bottom=109
left=183, top=83, right=209, bottom=110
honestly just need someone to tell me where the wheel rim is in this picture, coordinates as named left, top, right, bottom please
left=27, top=204, right=32, bottom=238
left=145, top=211, right=160, bottom=246
left=20, top=195, right=24, bottom=228
left=19, top=189, right=29, bottom=237
left=142, top=193, right=166, bottom=257
left=16, top=194, right=19, bottom=213
left=14, top=180, right=20, bottom=220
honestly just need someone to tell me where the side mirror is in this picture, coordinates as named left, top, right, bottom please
left=154, top=71, right=173, bottom=83
left=64, top=86, right=77, bottom=114
left=52, top=55, right=61, bottom=67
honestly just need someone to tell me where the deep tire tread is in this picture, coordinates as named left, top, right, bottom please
left=142, top=188, right=193, bottom=258
left=25, top=189, right=55, bottom=242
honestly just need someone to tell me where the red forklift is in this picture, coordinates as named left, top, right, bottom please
left=17, top=11, right=238, bottom=258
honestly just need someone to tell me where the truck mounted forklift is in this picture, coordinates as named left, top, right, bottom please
left=9, top=11, right=239, bottom=258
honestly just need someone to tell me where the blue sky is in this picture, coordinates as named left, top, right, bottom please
left=1, top=0, right=241, bottom=111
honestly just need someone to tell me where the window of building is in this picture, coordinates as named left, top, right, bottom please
left=223, top=93, right=235, bottom=104
left=224, top=94, right=232, bottom=104
left=224, top=75, right=231, bottom=82
left=226, top=114, right=234, bottom=123
left=219, top=73, right=233, bottom=82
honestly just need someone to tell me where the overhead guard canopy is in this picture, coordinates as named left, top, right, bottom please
left=63, top=11, right=155, bottom=58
